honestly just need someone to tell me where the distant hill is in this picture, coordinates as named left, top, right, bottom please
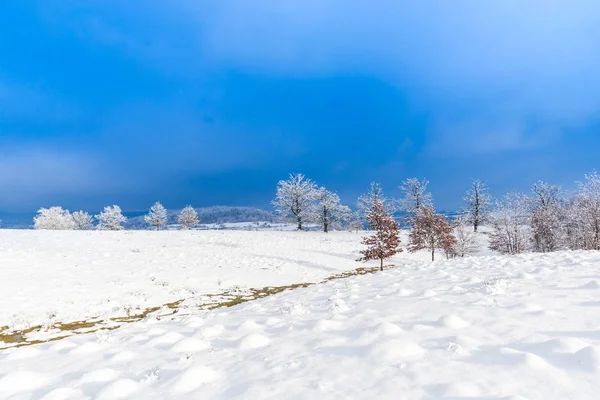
left=125, top=206, right=275, bottom=229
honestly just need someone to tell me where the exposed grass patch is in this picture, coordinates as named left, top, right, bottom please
left=0, top=264, right=389, bottom=350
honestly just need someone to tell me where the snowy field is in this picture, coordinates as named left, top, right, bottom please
left=2, top=231, right=600, bottom=398
left=0, top=230, right=396, bottom=335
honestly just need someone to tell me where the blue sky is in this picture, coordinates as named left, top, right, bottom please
left=1, top=1, right=600, bottom=212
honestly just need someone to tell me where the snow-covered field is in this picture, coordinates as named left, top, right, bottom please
left=3, top=231, right=600, bottom=398
left=0, top=230, right=388, bottom=334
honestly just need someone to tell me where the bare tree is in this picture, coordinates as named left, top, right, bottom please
left=358, top=198, right=402, bottom=271
left=399, top=178, right=433, bottom=222
left=462, top=179, right=491, bottom=232
left=357, top=182, right=393, bottom=218
left=488, top=192, right=529, bottom=254
left=178, top=206, right=199, bottom=229
left=408, top=207, right=455, bottom=261
left=314, top=187, right=351, bottom=233
left=272, top=173, right=318, bottom=230
left=529, top=181, right=565, bottom=252
left=568, top=171, right=600, bottom=250
left=453, top=217, right=478, bottom=257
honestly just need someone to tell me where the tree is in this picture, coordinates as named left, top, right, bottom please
left=272, top=173, right=318, bottom=230
left=357, top=182, right=394, bottom=218
left=348, top=211, right=364, bottom=233
left=97, top=205, right=127, bottom=231
left=72, top=211, right=94, bottom=230
left=178, top=205, right=199, bottom=229
left=568, top=171, right=600, bottom=250
left=399, top=178, right=433, bottom=218
left=462, top=179, right=491, bottom=232
left=488, top=192, right=529, bottom=254
left=33, top=207, right=75, bottom=230
left=529, top=181, right=565, bottom=252
left=408, top=207, right=455, bottom=261
left=452, top=217, right=478, bottom=257
left=358, top=199, right=402, bottom=271
left=314, top=187, right=351, bottom=233
left=145, top=201, right=168, bottom=230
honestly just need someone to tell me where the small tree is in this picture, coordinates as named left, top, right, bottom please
left=398, top=177, right=433, bottom=217
left=488, top=192, right=529, bottom=254
left=72, top=211, right=94, bottom=230
left=314, top=187, right=351, bottom=233
left=33, top=207, right=75, bottom=230
left=408, top=207, right=455, bottom=262
left=178, top=205, right=199, bottom=229
left=358, top=199, right=402, bottom=271
left=357, top=182, right=394, bottom=218
left=462, top=179, right=491, bottom=232
left=272, top=173, right=318, bottom=230
left=97, top=205, right=127, bottom=231
left=453, top=217, right=478, bottom=257
left=145, top=201, right=168, bottom=230
left=529, top=181, right=565, bottom=252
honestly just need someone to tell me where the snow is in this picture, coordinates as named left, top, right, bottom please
left=2, top=230, right=600, bottom=398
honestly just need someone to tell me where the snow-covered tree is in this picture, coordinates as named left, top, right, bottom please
left=348, top=211, right=364, bottom=233
left=488, top=192, right=529, bottom=254
left=399, top=178, right=433, bottom=218
left=178, top=205, right=199, bottom=229
left=452, top=217, right=478, bottom=257
left=462, top=179, right=491, bottom=232
left=145, top=201, right=168, bottom=230
left=567, top=171, right=600, bottom=250
left=272, top=173, right=318, bottom=230
left=313, top=187, right=351, bottom=233
left=96, top=205, right=127, bottom=231
left=33, top=207, right=75, bottom=230
left=529, top=181, right=565, bottom=252
left=357, top=182, right=393, bottom=218
left=408, top=207, right=455, bottom=261
left=72, top=211, right=94, bottom=230
left=358, top=198, right=402, bottom=271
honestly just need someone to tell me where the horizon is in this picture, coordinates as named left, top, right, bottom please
left=2, top=1, right=600, bottom=213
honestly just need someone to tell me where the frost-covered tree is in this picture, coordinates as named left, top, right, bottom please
left=178, top=205, right=199, bottom=229
left=72, top=211, right=94, bottom=230
left=145, top=201, right=168, bottom=230
left=357, top=182, right=393, bottom=217
left=408, top=207, right=455, bottom=262
left=358, top=198, right=402, bottom=271
left=313, top=187, right=351, bottom=233
left=452, top=217, right=478, bottom=257
left=348, top=211, right=364, bottom=233
left=529, top=181, right=565, bottom=252
left=34, top=207, right=75, bottom=230
left=272, top=173, right=318, bottom=230
left=96, top=205, right=127, bottom=231
left=399, top=177, right=433, bottom=217
left=462, top=179, right=491, bottom=232
left=567, top=171, right=600, bottom=250
left=488, top=192, right=529, bottom=254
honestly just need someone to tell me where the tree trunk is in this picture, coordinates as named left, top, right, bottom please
left=431, top=248, right=435, bottom=262
left=380, top=257, right=383, bottom=271
left=297, top=216, right=302, bottom=231
left=323, top=208, right=328, bottom=233
left=474, top=220, right=478, bottom=232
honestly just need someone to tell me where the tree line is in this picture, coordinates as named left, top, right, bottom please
left=32, top=203, right=200, bottom=231
left=273, top=171, right=600, bottom=265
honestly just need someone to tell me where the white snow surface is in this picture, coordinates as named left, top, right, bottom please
left=2, top=231, right=600, bottom=398
left=0, top=230, right=385, bottom=332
